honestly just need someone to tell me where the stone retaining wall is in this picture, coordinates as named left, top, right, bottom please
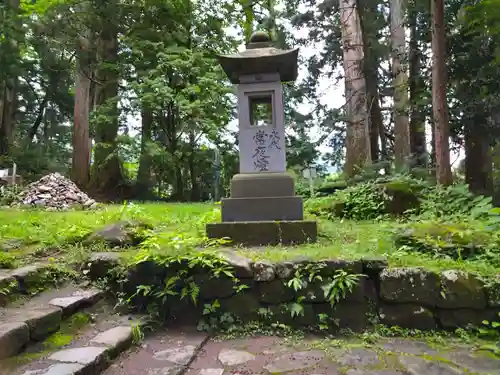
left=87, top=251, right=500, bottom=332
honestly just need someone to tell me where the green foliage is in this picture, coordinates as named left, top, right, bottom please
left=307, top=173, right=495, bottom=222
left=336, top=182, right=389, bottom=220
left=43, top=312, right=90, bottom=350
left=305, top=176, right=412, bottom=220
left=286, top=262, right=364, bottom=311
left=395, top=221, right=500, bottom=266
left=0, top=185, right=22, bottom=206
left=0, top=251, right=16, bottom=269
left=322, top=270, right=365, bottom=307
left=476, top=312, right=500, bottom=356
left=304, top=195, right=345, bottom=218
left=418, top=184, right=493, bottom=220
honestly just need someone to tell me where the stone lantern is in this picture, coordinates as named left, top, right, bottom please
left=206, top=31, right=317, bottom=246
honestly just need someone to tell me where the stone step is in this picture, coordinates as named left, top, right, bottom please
left=3, top=301, right=147, bottom=375
left=0, top=284, right=103, bottom=360
left=0, top=263, right=67, bottom=305
left=102, top=328, right=209, bottom=375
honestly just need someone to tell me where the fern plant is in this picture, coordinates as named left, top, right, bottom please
left=322, top=270, right=365, bottom=307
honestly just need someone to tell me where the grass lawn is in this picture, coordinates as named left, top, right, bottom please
left=0, top=203, right=499, bottom=277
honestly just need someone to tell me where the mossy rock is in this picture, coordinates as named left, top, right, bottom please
left=304, top=196, right=345, bottom=218
left=316, top=181, right=348, bottom=195
left=82, top=220, right=153, bottom=247
left=394, top=222, right=492, bottom=260
left=438, top=270, right=487, bottom=309
left=382, top=183, right=420, bottom=215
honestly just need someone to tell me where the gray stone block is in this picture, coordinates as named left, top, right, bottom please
left=379, top=268, right=440, bottom=306
left=91, top=326, right=133, bottom=356
left=378, top=304, right=437, bottom=330
left=221, top=196, right=304, bottom=222
left=17, top=306, right=63, bottom=340
left=20, top=363, right=85, bottom=375
left=437, top=270, right=486, bottom=309
left=206, top=220, right=317, bottom=246
left=49, top=289, right=103, bottom=316
left=49, top=346, right=107, bottom=364
left=230, top=172, right=295, bottom=198
left=0, top=322, right=29, bottom=359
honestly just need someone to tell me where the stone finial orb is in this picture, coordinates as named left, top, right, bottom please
left=249, top=31, right=271, bottom=43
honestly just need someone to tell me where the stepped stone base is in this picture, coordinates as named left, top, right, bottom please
left=206, top=220, right=317, bottom=246
left=221, top=196, right=303, bottom=222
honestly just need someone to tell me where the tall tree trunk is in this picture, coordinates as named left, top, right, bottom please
left=358, top=0, right=383, bottom=162
left=174, top=166, right=184, bottom=201
left=0, top=80, right=17, bottom=156
left=27, top=95, right=48, bottom=143
left=136, top=105, right=153, bottom=197
left=391, top=0, right=411, bottom=169
left=408, top=2, right=426, bottom=166
left=90, top=12, right=124, bottom=198
left=0, top=0, right=20, bottom=157
left=464, top=120, right=493, bottom=196
left=431, top=0, right=452, bottom=185
left=72, top=36, right=92, bottom=188
left=188, top=131, right=200, bottom=201
left=340, top=0, right=371, bottom=177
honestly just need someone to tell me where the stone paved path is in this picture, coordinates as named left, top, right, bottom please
left=103, top=330, right=500, bottom=375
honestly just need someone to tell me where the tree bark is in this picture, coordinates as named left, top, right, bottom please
left=72, top=36, right=93, bottom=188
left=0, top=0, right=21, bottom=157
left=27, top=95, right=48, bottom=143
left=391, top=0, right=411, bottom=169
left=188, top=130, right=200, bottom=201
left=358, top=0, right=383, bottom=162
left=136, top=105, right=153, bottom=197
left=340, top=0, right=371, bottom=177
left=464, top=121, right=493, bottom=196
left=431, top=0, right=452, bottom=185
left=408, top=2, right=426, bottom=166
left=89, top=13, right=124, bottom=197
left=0, top=80, right=17, bottom=156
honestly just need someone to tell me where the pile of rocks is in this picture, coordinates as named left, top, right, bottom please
left=13, top=172, right=97, bottom=210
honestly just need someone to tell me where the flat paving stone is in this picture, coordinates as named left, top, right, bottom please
left=347, top=371, right=404, bottom=375
left=48, top=297, right=86, bottom=315
left=153, top=345, right=198, bottom=365
left=382, top=338, right=439, bottom=355
left=0, top=321, right=29, bottom=359
left=198, top=369, right=224, bottom=375
left=146, top=368, right=183, bottom=375
left=399, top=355, right=464, bottom=375
left=20, top=363, right=85, bottom=375
left=218, top=349, right=256, bottom=366
left=91, top=326, right=132, bottom=348
left=444, top=351, right=500, bottom=374
left=263, top=350, right=325, bottom=373
left=102, top=333, right=500, bottom=375
left=10, top=265, right=44, bottom=280
left=48, top=289, right=102, bottom=315
left=335, top=348, right=380, bottom=367
left=49, top=346, right=108, bottom=365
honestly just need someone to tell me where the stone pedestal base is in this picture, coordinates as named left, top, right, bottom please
left=221, top=196, right=303, bottom=222
left=222, top=172, right=302, bottom=222
left=207, top=172, right=317, bottom=246
left=206, top=221, right=317, bottom=246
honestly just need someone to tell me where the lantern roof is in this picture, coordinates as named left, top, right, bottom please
left=217, top=31, right=299, bottom=84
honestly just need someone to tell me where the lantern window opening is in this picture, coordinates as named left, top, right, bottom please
left=248, top=91, right=274, bottom=127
